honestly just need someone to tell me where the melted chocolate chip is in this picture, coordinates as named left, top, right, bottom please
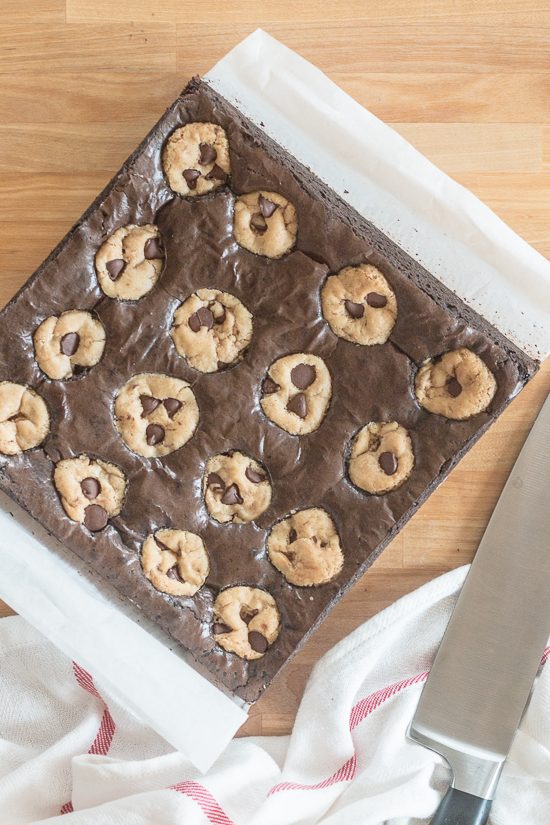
left=221, top=483, right=243, bottom=506
left=60, top=331, right=80, bottom=357
left=290, top=363, right=316, bottom=390
left=154, top=536, right=172, bottom=552
left=258, top=195, right=278, bottom=218
left=81, top=477, right=101, bottom=499
left=199, top=142, right=217, bottom=165
left=167, top=565, right=184, bottom=583
left=245, top=466, right=266, bottom=484
left=288, top=528, right=298, bottom=543
left=213, top=622, right=232, bottom=636
left=84, top=504, right=108, bottom=532
left=379, top=451, right=398, bottom=475
left=205, top=164, right=226, bottom=181
left=248, top=630, right=268, bottom=654
left=206, top=472, right=225, bottom=490
left=140, top=394, right=161, bottom=417
left=344, top=300, right=365, bottom=319
left=143, top=236, right=164, bottom=260
left=250, top=213, right=268, bottom=234
left=105, top=259, right=125, bottom=281
left=182, top=168, right=200, bottom=189
left=213, top=306, right=226, bottom=324
left=262, top=376, right=280, bottom=395
left=146, top=424, right=165, bottom=446
left=366, top=291, right=388, bottom=308
left=287, top=392, right=307, bottom=418
left=447, top=377, right=462, bottom=398
left=240, top=608, right=259, bottom=625
left=163, top=397, right=182, bottom=417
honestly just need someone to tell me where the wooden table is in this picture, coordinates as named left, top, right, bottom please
left=1, top=1, right=549, bottom=736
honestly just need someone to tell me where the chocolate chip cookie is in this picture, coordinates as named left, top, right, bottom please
left=33, top=310, right=106, bottom=380
left=348, top=421, right=415, bottom=494
left=203, top=451, right=271, bottom=524
left=141, top=529, right=209, bottom=597
left=162, top=122, right=230, bottom=197
left=260, top=354, right=332, bottom=435
left=233, top=191, right=297, bottom=258
left=267, top=508, right=344, bottom=586
left=114, top=373, right=199, bottom=458
left=415, top=348, right=497, bottom=420
left=321, top=263, right=397, bottom=345
left=212, top=586, right=280, bottom=660
left=95, top=224, right=164, bottom=300
left=0, top=382, right=49, bottom=456
left=170, top=288, right=253, bottom=373
left=53, top=454, right=126, bottom=532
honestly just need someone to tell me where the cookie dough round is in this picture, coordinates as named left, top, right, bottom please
left=141, top=529, right=209, bottom=597
left=171, top=288, right=253, bottom=373
left=267, top=508, right=344, bottom=587
left=234, top=191, right=297, bottom=259
left=348, top=421, right=414, bottom=495
left=203, top=451, right=271, bottom=524
left=260, top=353, right=332, bottom=436
left=321, top=263, right=397, bottom=345
left=114, top=373, right=199, bottom=459
left=0, top=382, right=49, bottom=456
left=415, top=348, right=497, bottom=420
left=162, top=122, right=230, bottom=197
left=33, top=310, right=106, bottom=380
left=53, top=454, right=126, bottom=532
left=212, top=586, right=280, bottom=660
left=95, top=224, right=164, bottom=300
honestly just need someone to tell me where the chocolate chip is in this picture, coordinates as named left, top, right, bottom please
left=154, top=536, right=171, bottom=552
left=205, top=163, right=226, bottom=181
left=163, top=397, right=182, bottom=417
left=146, top=424, right=165, bottom=446
left=84, top=504, right=108, bottom=532
left=81, top=477, right=101, bottom=499
left=213, top=622, right=232, bottom=636
left=287, top=392, right=307, bottom=418
left=105, top=259, right=125, bottom=281
left=290, top=363, right=316, bottom=390
left=447, top=377, right=462, bottom=398
left=344, top=300, right=365, bottom=319
left=188, top=312, right=201, bottom=333
left=240, top=608, right=259, bottom=625
left=182, top=168, right=200, bottom=189
left=188, top=307, right=214, bottom=332
left=245, top=466, right=266, bottom=484
left=259, top=195, right=278, bottom=218
left=221, top=483, right=243, bottom=506
left=366, top=292, right=387, bottom=308
left=248, top=630, right=268, bottom=654
left=213, top=306, right=226, bottom=325
left=379, top=451, right=398, bottom=475
left=59, top=331, right=80, bottom=357
left=262, top=376, right=280, bottom=395
left=140, top=394, right=161, bottom=417
left=207, top=472, right=225, bottom=490
left=143, top=236, right=164, bottom=260
left=288, top=528, right=297, bottom=543
left=199, top=142, right=217, bottom=165
left=250, top=213, right=268, bottom=234
left=167, top=565, right=184, bottom=583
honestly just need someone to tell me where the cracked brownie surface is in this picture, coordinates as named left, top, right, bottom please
left=0, top=79, right=535, bottom=702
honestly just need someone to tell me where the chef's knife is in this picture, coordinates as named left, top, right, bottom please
left=408, top=391, right=550, bottom=825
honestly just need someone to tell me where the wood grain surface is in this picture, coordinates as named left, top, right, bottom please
left=1, top=1, right=549, bottom=737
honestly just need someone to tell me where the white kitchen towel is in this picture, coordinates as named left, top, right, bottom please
left=1, top=564, right=549, bottom=825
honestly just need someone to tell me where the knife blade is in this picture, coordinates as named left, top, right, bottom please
left=408, top=391, right=550, bottom=825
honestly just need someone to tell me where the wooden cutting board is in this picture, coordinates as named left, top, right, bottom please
left=1, top=0, right=549, bottom=735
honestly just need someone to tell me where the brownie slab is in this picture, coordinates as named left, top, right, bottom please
left=0, top=78, right=536, bottom=702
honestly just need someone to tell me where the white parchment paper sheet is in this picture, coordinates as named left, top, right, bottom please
left=1, top=29, right=549, bottom=774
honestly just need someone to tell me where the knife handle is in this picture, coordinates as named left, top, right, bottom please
left=430, top=787, right=492, bottom=825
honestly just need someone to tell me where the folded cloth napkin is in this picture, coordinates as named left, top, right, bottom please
left=1, top=564, right=549, bottom=825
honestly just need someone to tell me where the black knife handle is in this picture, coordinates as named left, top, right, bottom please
left=430, top=787, right=492, bottom=825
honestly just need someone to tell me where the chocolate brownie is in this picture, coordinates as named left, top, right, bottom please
left=0, top=78, right=536, bottom=702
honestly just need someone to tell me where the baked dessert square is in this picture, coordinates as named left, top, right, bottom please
left=0, top=79, right=536, bottom=702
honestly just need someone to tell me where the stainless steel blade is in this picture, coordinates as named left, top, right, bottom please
left=409, top=391, right=550, bottom=800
